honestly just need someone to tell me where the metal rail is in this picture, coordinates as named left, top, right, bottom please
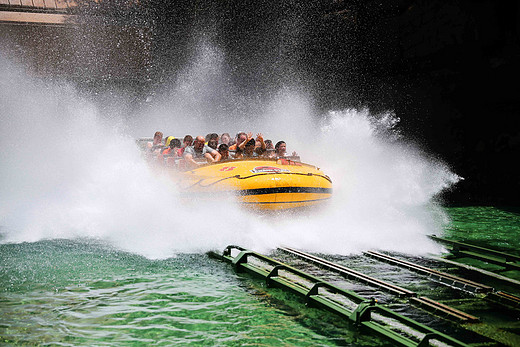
left=280, top=246, right=416, bottom=297
left=430, top=256, right=520, bottom=289
left=487, top=291, right=520, bottom=308
left=408, top=297, right=478, bottom=323
left=280, top=247, right=479, bottom=323
left=364, top=251, right=493, bottom=294
left=429, top=235, right=520, bottom=271
left=210, top=245, right=469, bottom=347
left=365, top=248, right=520, bottom=311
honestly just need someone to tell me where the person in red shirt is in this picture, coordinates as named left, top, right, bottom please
left=162, top=138, right=182, bottom=156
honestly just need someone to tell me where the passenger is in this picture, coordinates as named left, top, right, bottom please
left=228, top=132, right=247, bottom=151
left=244, top=139, right=257, bottom=157
left=205, top=133, right=219, bottom=143
left=171, top=138, right=183, bottom=156
left=160, top=138, right=182, bottom=168
left=207, top=139, right=219, bottom=150
left=161, top=139, right=172, bottom=155
left=265, top=139, right=276, bottom=158
left=237, top=132, right=265, bottom=158
left=147, top=131, right=163, bottom=152
left=218, top=143, right=231, bottom=160
left=275, top=141, right=298, bottom=158
left=183, top=135, right=221, bottom=168
left=179, top=135, right=193, bottom=156
left=162, top=138, right=182, bottom=156
left=183, top=135, right=193, bottom=147
left=164, top=136, right=174, bottom=147
left=234, top=132, right=250, bottom=158
left=220, top=133, right=231, bottom=145
left=254, top=133, right=266, bottom=156
left=275, top=141, right=287, bottom=157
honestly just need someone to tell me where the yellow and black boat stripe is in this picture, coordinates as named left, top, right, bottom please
left=236, top=187, right=332, bottom=195
left=183, top=187, right=331, bottom=200
left=241, top=197, right=330, bottom=205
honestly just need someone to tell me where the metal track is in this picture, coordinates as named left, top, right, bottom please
left=280, top=246, right=416, bottom=298
left=364, top=250, right=493, bottom=294
left=430, top=235, right=520, bottom=271
left=280, top=246, right=479, bottom=323
left=488, top=291, right=520, bottom=308
left=429, top=256, right=520, bottom=290
left=210, top=245, right=470, bottom=347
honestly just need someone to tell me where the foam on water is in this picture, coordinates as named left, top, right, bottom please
left=0, top=46, right=460, bottom=259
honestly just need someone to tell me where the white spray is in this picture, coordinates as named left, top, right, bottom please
left=0, top=45, right=460, bottom=259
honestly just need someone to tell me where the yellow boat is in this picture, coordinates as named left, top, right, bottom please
left=170, top=157, right=332, bottom=211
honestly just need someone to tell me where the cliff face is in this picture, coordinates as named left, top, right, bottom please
left=377, top=1, right=520, bottom=205
left=379, top=1, right=520, bottom=205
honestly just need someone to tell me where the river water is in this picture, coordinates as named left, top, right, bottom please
left=1, top=207, right=518, bottom=345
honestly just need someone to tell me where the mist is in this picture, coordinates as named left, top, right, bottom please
left=0, top=39, right=460, bottom=258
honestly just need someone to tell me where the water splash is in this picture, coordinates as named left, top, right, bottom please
left=0, top=45, right=460, bottom=259
left=274, top=109, right=461, bottom=255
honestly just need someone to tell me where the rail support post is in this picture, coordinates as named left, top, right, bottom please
left=349, top=298, right=377, bottom=325
left=266, top=265, right=289, bottom=288
left=305, top=282, right=332, bottom=307
left=418, top=332, right=442, bottom=346
left=232, top=251, right=254, bottom=272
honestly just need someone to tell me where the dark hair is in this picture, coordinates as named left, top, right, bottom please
left=255, top=147, right=266, bottom=155
left=208, top=139, right=218, bottom=149
left=206, top=133, right=219, bottom=142
left=264, top=139, right=272, bottom=145
left=218, top=143, right=229, bottom=152
left=170, top=138, right=182, bottom=148
left=183, top=135, right=193, bottom=145
left=275, top=141, right=285, bottom=149
left=245, top=139, right=255, bottom=147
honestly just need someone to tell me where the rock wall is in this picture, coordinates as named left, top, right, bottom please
left=385, top=0, right=520, bottom=205
left=302, top=0, right=520, bottom=205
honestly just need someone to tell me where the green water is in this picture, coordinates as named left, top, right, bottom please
left=444, top=206, right=520, bottom=251
left=1, top=206, right=519, bottom=346
left=0, top=240, right=359, bottom=346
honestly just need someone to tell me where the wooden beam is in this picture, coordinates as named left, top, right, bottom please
left=0, top=10, right=77, bottom=25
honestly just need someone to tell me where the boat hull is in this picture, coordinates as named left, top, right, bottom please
left=172, top=159, right=332, bottom=210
